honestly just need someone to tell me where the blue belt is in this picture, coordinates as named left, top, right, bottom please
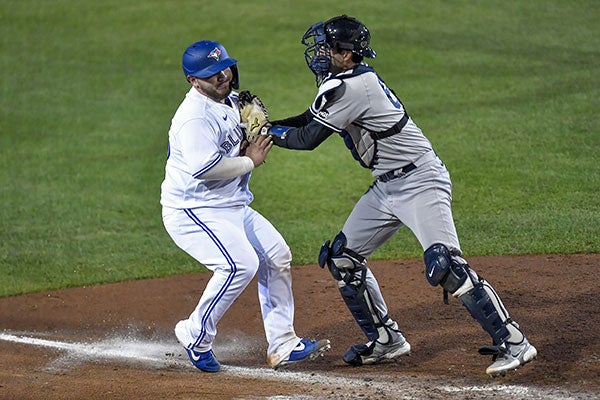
left=377, top=163, right=417, bottom=182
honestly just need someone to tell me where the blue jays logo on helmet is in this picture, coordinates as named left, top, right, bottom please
left=181, top=40, right=239, bottom=89
left=207, top=47, right=221, bottom=61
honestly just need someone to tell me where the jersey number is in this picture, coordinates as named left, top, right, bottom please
left=378, top=78, right=402, bottom=109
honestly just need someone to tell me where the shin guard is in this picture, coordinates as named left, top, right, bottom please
left=459, top=281, right=510, bottom=345
left=319, top=232, right=381, bottom=341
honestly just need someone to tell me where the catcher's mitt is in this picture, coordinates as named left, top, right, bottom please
left=238, top=90, right=271, bottom=141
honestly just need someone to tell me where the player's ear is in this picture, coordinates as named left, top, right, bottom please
left=187, top=76, right=201, bottom=90
left=343, top=51, right=356, bottom=67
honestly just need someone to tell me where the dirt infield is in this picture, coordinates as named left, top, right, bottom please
left=1, top=254, right=598, bottom=400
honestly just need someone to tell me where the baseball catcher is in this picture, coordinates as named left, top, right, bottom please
left=245, top=15, right=537, bottom=378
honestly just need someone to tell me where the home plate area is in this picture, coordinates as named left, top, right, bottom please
left=0, top=254, right=598, bottom=399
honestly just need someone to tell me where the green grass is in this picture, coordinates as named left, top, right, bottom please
left=1, top=0, right=598, bottom=297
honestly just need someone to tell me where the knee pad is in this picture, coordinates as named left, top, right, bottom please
left=423, top=243, right=468, bottom=294
left=319, top=232, right=380, bottom=341
left=319, top=231, right=366, bottom=281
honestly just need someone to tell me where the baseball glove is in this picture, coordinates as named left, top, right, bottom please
left=238, top=90, right=271, bottom=141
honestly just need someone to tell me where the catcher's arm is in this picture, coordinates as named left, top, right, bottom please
left=270, top=109, right=314, bottom=127
left=239, top=90, right=314, bottom=144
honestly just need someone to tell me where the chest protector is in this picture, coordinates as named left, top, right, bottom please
left=339, top=125, right=376, bottom=168
left=317, top=65, right=407, bottom=169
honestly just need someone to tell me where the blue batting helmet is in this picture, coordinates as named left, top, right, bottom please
left=182, top=40, right=239, bottom=89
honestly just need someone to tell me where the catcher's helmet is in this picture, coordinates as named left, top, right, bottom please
left=323, top=15, right=376, bottom=58
left=302, top=15, right=375, bottom=85
left=182, top=40, right=239, bottom=89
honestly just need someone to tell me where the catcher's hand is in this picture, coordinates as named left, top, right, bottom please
left=238, top=90, right=271, bottom=141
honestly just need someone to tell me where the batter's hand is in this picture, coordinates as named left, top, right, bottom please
left=244, top=134, right=273, bottom=167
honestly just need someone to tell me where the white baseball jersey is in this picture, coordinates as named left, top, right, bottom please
left=161, top=87, right=302, bottom=367
left=160, top=88, right=252, bottom=209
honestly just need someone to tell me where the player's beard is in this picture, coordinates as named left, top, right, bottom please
left=193, top=70, right=233, bottom=103
left=202, top=82, right=232, bottom=103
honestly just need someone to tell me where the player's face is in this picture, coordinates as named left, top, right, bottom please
left=189, top=68, right=233, bottom=102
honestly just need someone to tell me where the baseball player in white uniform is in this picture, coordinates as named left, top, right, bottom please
left=160, top=40, right=330, bottom=372
left=258, top=15, right=537, bottom=377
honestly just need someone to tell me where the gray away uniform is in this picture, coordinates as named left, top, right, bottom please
left=271, top=63, right=527, bottom=364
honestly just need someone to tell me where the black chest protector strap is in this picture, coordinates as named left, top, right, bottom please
left=370, top=112, right=409, bottom=140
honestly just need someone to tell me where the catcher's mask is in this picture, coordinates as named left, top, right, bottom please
left=182, top=40, right=239, bottom=89
left=301, top=15, right=376, bottom=86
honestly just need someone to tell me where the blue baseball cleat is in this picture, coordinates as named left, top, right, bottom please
left=184, top=348, right=221, bottom=372
left=274, top=338, right=331, bottom=369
